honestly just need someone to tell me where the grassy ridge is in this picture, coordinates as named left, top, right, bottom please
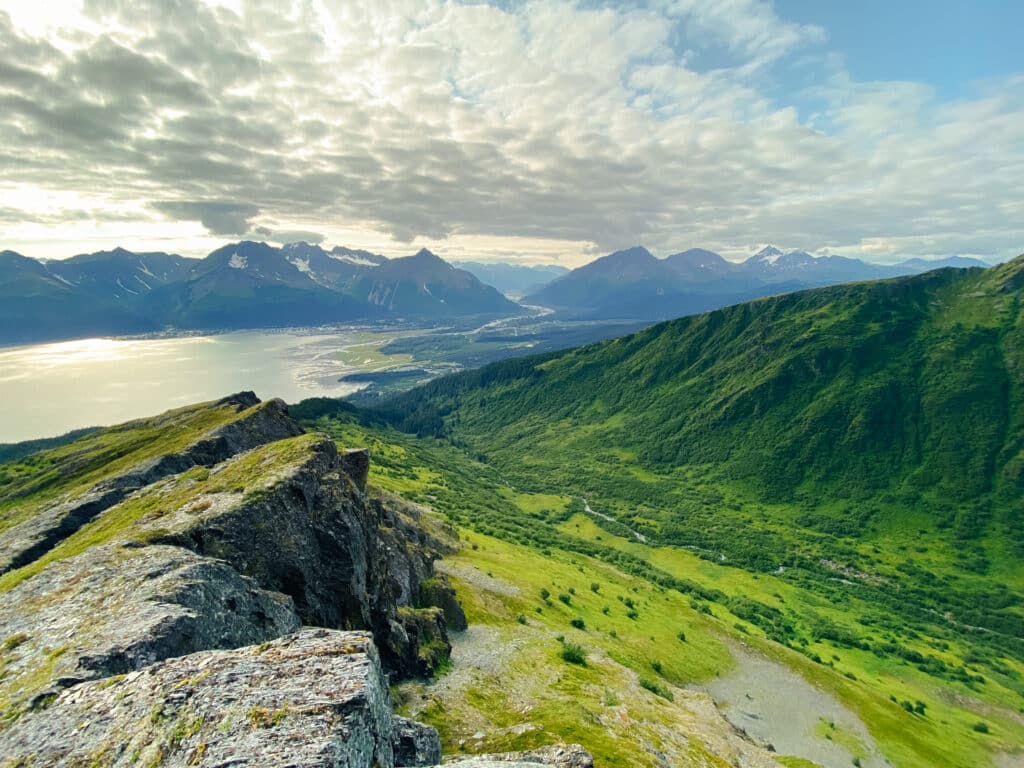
left=0, top=397, right=265, bottom=537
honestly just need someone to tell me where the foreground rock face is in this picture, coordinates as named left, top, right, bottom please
left=0, top=394, right=593, bottom=767
left=0, top=393, right=303, bottom=575
left=0, top=629, right=589, bottom=768
left=0, top=543, right=299, bottom=715
left=1, top=629, right=407, bottom=767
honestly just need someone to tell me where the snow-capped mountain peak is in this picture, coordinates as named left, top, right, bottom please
left=751, top=245, right=784, bottom=265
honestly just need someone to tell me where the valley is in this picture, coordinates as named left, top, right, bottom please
left=289, top=257, right=1024, bottom=766
left=1, top=258, right=1021, bottom=767
left=293, top=401, right=1024, bottom=768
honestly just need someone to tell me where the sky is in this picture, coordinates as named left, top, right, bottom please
left=0, top=0, right=1021, bottom=267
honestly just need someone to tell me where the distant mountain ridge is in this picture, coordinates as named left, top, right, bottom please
left=451, top=261, right=569, bottom=298
left=526, top=245, right=991, bottom=320
left=0, top=239, right=995, bottom=343
left=0, top=242, right=521, bottom=344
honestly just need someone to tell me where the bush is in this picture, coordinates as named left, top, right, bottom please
left=517, top=614, right=527, bottom=625
left=558, top=593, right=572, bottom=606
left=677, top=630, right=687, bottom=642
left=540, top=588, right=550, bottom=602
left=639, top=678, right=674, bottom=701
left=972, top=721, right=989, bottom=734
left=570, top=617, right=586, bottom=630
left=561, top=642, right=587, bottom=665
left=590, top=582, right=600, bottom=593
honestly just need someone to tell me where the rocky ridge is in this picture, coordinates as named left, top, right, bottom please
left=0, top=394, right=581, bottom=767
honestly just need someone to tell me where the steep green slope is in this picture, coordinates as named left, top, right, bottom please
left=293, top=405, right=1024, bottom=768
left=382, top=261, right=1021, bottom=503
left=369, top=259, right=1024, bottom=674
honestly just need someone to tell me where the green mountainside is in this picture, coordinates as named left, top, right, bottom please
left=337, top=257, right=1024, bottom=765
left=294, top=401, right=1023, bottom=768
left=374, top=260, right=1024, bottom=581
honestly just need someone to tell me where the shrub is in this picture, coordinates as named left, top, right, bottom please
left=540, top=587, right=550, bottom=601
left=570, top=617, right=586, bottom=630
left=590, top=582, right=600, bottom=593
left=639, top=678, right=674, bottom=701
left=558, top=593, right=572, bottom=606
left=561, top=643, right=587, bottom=665
left=517, top=614, right=527, bottom=625
left=972, top=721, right=989, bottom=734
left=677, top=631, right=687, bottom=642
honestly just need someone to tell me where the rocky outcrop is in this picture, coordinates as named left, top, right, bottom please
left=0, top=629, right=405, bottom=767
left=0, top=629, right=590, bottom=768
left=0, top=392, right=302, bottom=575
left=141, top=435, right=453, bottom=678
left=444, top=746, right=593, bottom=767
left=0, top=543, right=299, bottom=716
left=0, top=393, right=593, bottom=766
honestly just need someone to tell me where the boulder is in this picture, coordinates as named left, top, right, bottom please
left=0, top=629, right=405, bottom=767
left=393, top=715, right=443, bottom=766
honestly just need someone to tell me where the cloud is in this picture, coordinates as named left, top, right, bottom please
left=152, top=201, right=260, bottom=236
left=0, top=1, right=1020, bottom=264
left=263, top=230, right=325, bottom=245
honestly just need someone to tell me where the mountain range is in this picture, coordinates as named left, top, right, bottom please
left=0, top=242, right=520, bottom=344
left=526, top=245, right=991, bottom=319
left=0, top=240, right=993, bottom=345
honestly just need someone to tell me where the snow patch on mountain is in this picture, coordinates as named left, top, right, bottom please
left=327, top=253, right=373, bottom=266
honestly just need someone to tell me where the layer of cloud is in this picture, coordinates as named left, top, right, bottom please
left=0, top=0, right=1020, bottom=264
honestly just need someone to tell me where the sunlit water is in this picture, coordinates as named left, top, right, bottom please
left=0, top=330, right=382, bottom=443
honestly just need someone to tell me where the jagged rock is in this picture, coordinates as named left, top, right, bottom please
left=0, top=543, right=299, bottom=719
left=0, top=394, right=473, bottom=764
left=341, top=447, right=371, bottom=492
left=0, top=393, right=302, bottom=575
left=393, top=715, right=443, bottom=766
left=419, top=574, right=468, bottom=631
left=0, top=629, right=404, bottom=767
left=143, top=435, right=452, bottom=677
left=439, top=745, right=593, bottom=767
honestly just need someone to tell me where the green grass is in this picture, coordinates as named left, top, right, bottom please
left=296, top=406, right=1024, bottom=768
left=0, top=433, right=324, bottom=592
left=0, top=397, right=268, bottom=537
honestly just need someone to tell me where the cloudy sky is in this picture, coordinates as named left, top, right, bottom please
left=0, top=0, right=1021, bottom=266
